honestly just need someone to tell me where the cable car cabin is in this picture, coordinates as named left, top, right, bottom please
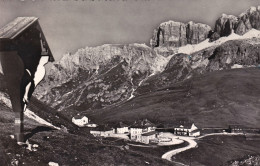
left=0, top=17, right=54, bottom=144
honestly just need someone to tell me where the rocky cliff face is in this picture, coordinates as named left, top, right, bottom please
left=150, top=21, right=211, bottom=48
left=212, top=6, right=260, bottom=40
left=34, top=44, right=171, bottom=111
left=214, top=14, right=238, bottom=37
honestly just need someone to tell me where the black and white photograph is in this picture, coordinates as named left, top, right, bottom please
left=0, top=0, right=260, bottom=165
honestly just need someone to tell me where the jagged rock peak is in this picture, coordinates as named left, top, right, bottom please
left=239, top=6, right=260, bottom=17
left=150, top=20, right=211, bottom=48
left=214, top=14, right=238, bottom=37
left=211, top=6, right=260, bottom=41
left=47, top=43, right=155, bottom=78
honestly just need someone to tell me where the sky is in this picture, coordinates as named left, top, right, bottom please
left=0, top=0, right=260, bottom=61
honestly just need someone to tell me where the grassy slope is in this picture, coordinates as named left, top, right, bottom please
left=0, top=73, right=79, bottom=132
left=87, top=68, right=260, bottom=128
left=0, top=104, right=178, bottom=166
left=0, top=75, right=176, bottom=166
left=174, top=135, right=260, bottom=166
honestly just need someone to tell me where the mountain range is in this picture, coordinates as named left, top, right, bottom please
left=32, top=6, right=260, bottom=127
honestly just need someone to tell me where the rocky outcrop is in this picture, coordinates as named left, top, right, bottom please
left=214, top=14, right=238, bottom=37
left=211, top=6, right=260, bottom=40
left=136, top=37, right=260, bottom=94
left=209, top=32, right=221, bottom=42
left=34, top=44, right=172, bottom=111
left=236, top=6, right=260, bottom=34
left=206, top=39, right=260, bottom=71
left=151, top=6, right=260, bottom=45
left=150, top=21, right=211, bottom=48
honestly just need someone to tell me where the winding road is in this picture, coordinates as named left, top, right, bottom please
left=161, top=136, right=197, bottom=161
left=161, top=132, right=244, bottom=162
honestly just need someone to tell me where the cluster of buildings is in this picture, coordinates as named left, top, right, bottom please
left=72, top=115, right=201, bottom=144
left=89, top=119, right=158, bottom=144
left=72, top=115, right=260, bottom=144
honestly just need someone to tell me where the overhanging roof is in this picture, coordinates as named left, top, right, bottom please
left=0, top=17, right=54, bottom=62
left=0, top=17, right=38, bottom=39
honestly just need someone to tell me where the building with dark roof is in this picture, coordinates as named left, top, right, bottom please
left=174, top=121, right=200, bottom=137
left=129, top=119, right=156, bottom=142
left=0, top=17, right=54, bottom=61
left=130, top=119, right=156, bottom=129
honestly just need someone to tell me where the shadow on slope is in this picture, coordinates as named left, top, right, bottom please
left=88, top=68, right=260, bottom=128
left=175, top=135, right=260, bottom=166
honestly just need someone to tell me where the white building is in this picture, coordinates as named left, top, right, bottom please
left=174, top=122, right=200, bottom=137
left=130, top=127, right=143, bottom=142
left=72, top=115, right=89, bottom=127
left=189, top=129, right=200, bottom=137
left=90, top=125, right=115, bottom=137
left=115, top=122, right=129, bottom=134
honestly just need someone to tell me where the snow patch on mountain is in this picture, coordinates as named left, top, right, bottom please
left=231, top=64, right=256, bottom=69
left=128, top=78, right=135, bottom=100
left=0, top=91, right=60, bottom=129
left=231, top=64, right=244, bottom=69
left=0, top=92, right=12, bottom=108
left=154, top=30, right=248, bottom=57
left=127, top=72, right=156, bottom=101
left=24, top=109, right=60, bottom=130
left=243, top=29, right=260, bottom=38
left=176, top=29, right=260, bottom=55
left=226, top=57, right=232, bottom=64
left=177, top=32, right=239, bottom=54
left=131, top=43, right=150, bottom=49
